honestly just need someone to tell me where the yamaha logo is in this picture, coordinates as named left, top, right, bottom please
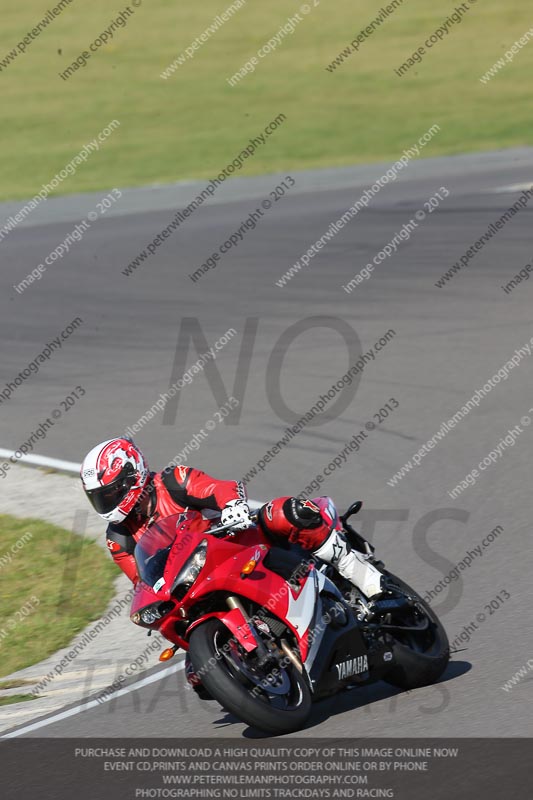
left=335, top=655, right=368, bottom=680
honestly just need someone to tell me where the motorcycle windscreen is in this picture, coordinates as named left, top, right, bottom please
left=134, top=516, right=181, bottom=586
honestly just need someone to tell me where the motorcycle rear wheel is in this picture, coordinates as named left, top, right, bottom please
left=188, top=618, right=312, bottom=734
left=379, top=572, right=450, bottom=690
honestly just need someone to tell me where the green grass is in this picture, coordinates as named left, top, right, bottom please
left=0, top=515, right=116, bottom=679
left=0, top=679, right=34, bottom=689
left=0, top=694, right=36, bottom=707
left=0, top=0, right=531, bottom=200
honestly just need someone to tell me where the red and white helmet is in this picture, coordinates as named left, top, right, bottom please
left=80, top=438, right=150, bottom=523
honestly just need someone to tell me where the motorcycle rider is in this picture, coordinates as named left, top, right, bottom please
left=80, top=437, right=251, bottom=583
left=80, top=438, right=384, bottom=692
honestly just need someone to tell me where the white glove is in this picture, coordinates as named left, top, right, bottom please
left=220, top=499, right=252, bottom=531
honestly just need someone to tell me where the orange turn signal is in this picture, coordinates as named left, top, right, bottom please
left=241, top=559, right=257, bottom=575
left=159, top=647, right=176, bottom=662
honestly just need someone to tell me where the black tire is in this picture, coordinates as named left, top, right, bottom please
left=188, top=618, right=312, bottom=735
left=380, top=572, right=450, bottom=690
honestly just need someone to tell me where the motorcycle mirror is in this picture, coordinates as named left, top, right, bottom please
left=340, top=501, right=363, bottom=524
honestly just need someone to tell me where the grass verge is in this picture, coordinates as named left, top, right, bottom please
left=0, top=514, right=116, bottom=679
left=0, top=0, right=531, bottom=200
left=0, top=679, right=34, bottom=689
left=0, top=694, right=36, bottom=707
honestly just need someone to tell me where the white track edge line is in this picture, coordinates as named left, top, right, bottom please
left=0, top=449, right=81, bottom=473
left=1, top=661, right=186, bottom=738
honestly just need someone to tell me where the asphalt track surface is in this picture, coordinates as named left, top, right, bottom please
left=1, top=150, right=533, bottom=738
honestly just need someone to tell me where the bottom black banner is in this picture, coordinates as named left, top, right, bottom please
left=2, top=738, right=531, bottom=800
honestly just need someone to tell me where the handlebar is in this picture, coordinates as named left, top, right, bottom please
left=208, top=511, right=259, bottom=536
left=206, top=521, right=237, bottom=536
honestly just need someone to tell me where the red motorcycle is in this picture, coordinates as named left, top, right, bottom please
left=130, top=498, right=449, bottom=735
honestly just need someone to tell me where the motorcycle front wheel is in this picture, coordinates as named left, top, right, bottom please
left=188, top=618, right=312, bottom=734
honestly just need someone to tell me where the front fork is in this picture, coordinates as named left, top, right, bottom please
left=226, top=595, right=303, bottom=673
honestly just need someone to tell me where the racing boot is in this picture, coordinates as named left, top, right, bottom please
left=313, top=530, right=384, bottom=598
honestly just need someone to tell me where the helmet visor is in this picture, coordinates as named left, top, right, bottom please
left=86, top=472, right=137, bottom=515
